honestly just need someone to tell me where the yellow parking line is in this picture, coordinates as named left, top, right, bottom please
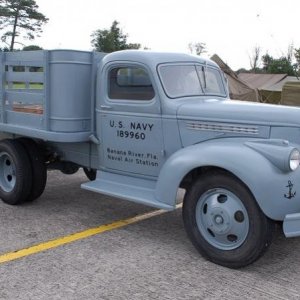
left=0, top=205, right=181, bottom=264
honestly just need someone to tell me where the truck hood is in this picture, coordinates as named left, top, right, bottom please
left=177, top=99, right=300, bottom=146
left=177, top=99, right=300, bottom=127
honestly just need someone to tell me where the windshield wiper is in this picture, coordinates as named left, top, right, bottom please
left=202, top=65, right=207, bottom=89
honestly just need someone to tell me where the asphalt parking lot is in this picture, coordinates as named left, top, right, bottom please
left=1, top=170, right=300, bottom=299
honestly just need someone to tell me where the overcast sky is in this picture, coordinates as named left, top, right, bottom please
left=33, top=0, right=299, bottom=70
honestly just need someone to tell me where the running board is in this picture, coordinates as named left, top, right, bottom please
left=81, top=171, right=174, bottom=210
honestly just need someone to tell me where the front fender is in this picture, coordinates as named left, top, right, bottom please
left=155, top=138, right=300, bottom=220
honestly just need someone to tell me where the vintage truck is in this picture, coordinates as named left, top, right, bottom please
left=0, top=49, right=300, bottom=268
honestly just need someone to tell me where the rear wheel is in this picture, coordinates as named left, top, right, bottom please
left=182, top=171, right=274, bottom=268
left=83, top=167, right=96, bottom=181
left=0, top=139, right=32, bottom=205
left=18, top=138, right=47, bottom=201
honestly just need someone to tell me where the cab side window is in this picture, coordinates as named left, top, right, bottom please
left=109, top=67, right=155, bottom=100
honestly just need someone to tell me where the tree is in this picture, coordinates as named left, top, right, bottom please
left=249, top=46, right=261, bottom=73
left=295, top=48, right=300, bottom=65
left=262, top=53, right=294, bottom=75
left=188, top=42, right=207, bottom=56
left=261, top=53, right=272, bottom=72
left=0, top=46, right=9, bottom=51
left=294, top=48, right=300, bottom=74
left=22, top=44, right=42, bottom=51
left=287, top=43, right=294, bottom=63
left=91, top=21, right=141, bottom=53
left=0, top=0, right=48, bottom=51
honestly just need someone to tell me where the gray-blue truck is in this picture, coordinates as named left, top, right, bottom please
left=1, top=49, right=300, bottom=268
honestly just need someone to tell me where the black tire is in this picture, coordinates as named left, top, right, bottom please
left=0, top=139, right=32, bottom=205
left=83, top=167, right=96, bottom=181
left=18, top=138, right=47, bottom=202
left=182, top=171, right=274, bottom=268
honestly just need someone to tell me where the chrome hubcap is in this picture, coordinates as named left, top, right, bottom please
left=196, top=188, right=249, bottom=250
left=0, top=152, right=16, bottom=192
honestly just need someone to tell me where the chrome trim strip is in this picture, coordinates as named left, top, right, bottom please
left=186, top=121, right=259, bottom=135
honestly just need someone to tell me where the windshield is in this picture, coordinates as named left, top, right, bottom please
left=158, top=64, right=227, bottom=99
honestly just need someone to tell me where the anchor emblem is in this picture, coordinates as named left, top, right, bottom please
left=284, top=180, right=296, bottom=199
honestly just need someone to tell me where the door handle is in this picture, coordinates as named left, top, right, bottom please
left=100, top=105, right=112, bottom=110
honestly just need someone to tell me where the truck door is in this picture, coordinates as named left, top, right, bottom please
left=96, top=63, right=164, bottom=177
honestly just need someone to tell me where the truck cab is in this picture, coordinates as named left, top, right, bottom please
left=94, top=51, right=228, bottom=177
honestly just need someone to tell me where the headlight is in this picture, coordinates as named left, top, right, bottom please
left=289, top=149, right=300, bottom=171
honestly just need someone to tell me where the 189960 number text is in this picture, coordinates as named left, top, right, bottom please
left=117, top=130, right=146, bottom=140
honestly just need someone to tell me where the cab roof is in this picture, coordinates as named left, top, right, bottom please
left=101, top=50, right=219, bottom=69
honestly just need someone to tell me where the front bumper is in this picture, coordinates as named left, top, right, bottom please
left=283, top=213, right=300, bottom=237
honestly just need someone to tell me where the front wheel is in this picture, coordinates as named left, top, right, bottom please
left=182, top=171, right=274, bottom=268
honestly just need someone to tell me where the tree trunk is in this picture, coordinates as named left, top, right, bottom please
left=10, top=8, right=19, bottom=51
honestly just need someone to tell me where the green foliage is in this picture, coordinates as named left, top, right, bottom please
left=294, top=48, right=300, bottom=74
left=22, top=44, right=42, bottom=51
left=295, top=48, right=300, bottom=64
left=262, top=54, right=295, bottom=75
left=0, top=46, right=9, bottom=51
left=0, top=0, right=48, bottom=51
left=236, top=68, right=250, bottom=74
left=91, top=20, right=141, bottom=53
